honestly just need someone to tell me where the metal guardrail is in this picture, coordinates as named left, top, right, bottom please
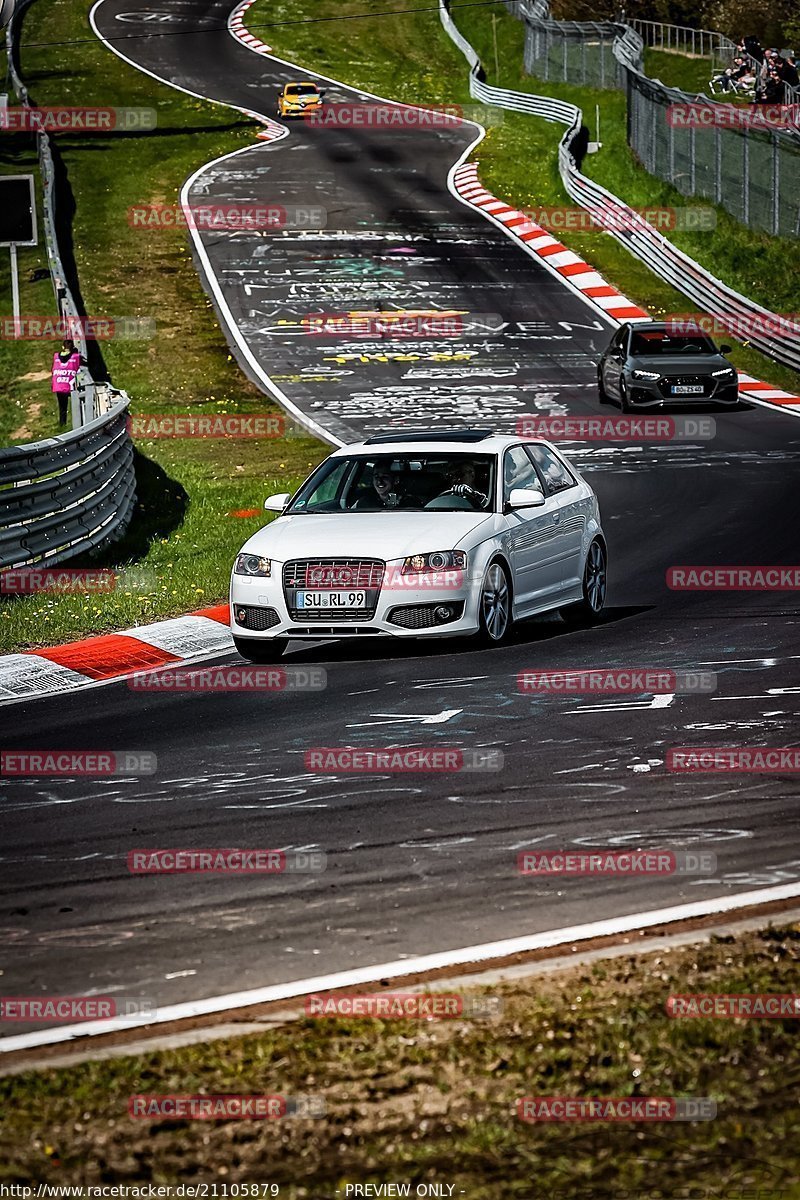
left=0, top=402, right=136, bottom=568
left=440, top=0, right=800, bottom=374
left=1, top=2, right=137, bottom=568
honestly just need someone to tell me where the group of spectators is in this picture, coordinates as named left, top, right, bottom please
left=712, top=37, right=799, bottom=103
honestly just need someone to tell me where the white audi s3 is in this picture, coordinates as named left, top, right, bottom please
left=230, top=429, right=607, bottom=661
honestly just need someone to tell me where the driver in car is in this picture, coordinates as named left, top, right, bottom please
left=437, top=461, right=491, bottom=510
left=355, top=462, right=412, bottom=509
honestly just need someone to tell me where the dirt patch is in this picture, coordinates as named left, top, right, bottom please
left=10, top=400, right=46, bottom=441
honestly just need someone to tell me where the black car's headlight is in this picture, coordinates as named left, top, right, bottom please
left=234, top=553, right=272, bottom=578
left=631, top=369, right=660, bottom=380
left=711, top=368, right=736, bottom=378
left=402, top=551, right=467, bottom=574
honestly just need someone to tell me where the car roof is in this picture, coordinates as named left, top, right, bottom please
left=329, top=433, right=551, bottom=456
left=624, top=321, right=709, bottom=334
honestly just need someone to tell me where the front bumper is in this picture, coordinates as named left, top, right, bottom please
left=625, top=374, right=739, bottom=407
left=230, top=564, right=480, bottom=640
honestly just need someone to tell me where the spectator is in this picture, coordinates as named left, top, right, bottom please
left=50, top=338, right=84, bottom=427
left=782, top=55, right=799, bottom=88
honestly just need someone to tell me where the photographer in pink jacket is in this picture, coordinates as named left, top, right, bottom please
left=51, top=339, right=85, bottom=428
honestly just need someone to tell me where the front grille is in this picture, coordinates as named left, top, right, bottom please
left=283, top=558, right=385, bottom=621
left=234, top=605, right=281, bottom=631
left=658, top=375, right=712, bottom=398
left=283, top=559, right=385, bottom=589
left=388, top=602, right=464, bottom=629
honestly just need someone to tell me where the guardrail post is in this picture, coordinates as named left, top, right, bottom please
left=742, top=130, right=749, bottom=225
left=715, top=124, right=722, bottom=204
left=772, top=134, right=780, bottom=236
left=689, top=123, right=696, bottom=192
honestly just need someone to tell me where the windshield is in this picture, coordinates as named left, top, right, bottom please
left=287, top=84, right=320, bottom=95
left=288, top=453, right=497, bottom=514
left=631, top=331, right=717, bottom=356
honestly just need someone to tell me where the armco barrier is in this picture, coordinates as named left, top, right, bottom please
left=0, top=399, right=136, bottom=568
left=2, top=2, right=137, bottom=567
left=440, top=1, right=800, bottom=375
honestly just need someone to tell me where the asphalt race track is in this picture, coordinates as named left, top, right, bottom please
left=1, top=0, right=799, bottom=1041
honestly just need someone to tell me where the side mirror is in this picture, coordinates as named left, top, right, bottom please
left=264, top=492, right=291, bottom=512
left=720, top=344, right=733, bottom=353
left=507, top=487, right=546, bottom=510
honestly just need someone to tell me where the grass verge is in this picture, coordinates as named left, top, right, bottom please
left=1, top=922, right=798, bottom=1194
left=0, top=0, right=328, bottom=653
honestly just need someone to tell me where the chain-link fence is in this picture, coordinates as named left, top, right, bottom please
left=627, top=71, right=800, bottom=237
left=524, top=17, right=640, bottom=88
left=519, top=3, right=800, bottom=238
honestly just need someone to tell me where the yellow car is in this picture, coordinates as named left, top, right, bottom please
left=277, top=82, right=324, bottom=118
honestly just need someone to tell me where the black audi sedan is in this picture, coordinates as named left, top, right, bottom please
left=597, top=322, right=738, bottom=410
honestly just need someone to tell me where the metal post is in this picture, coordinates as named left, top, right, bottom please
left=772, top=134, right=780, bottom=236
left=689, top=123, right=696, bottom=192
left=9, top=244, right=20, bottom=338
left=715, top=124, right=722, bottom=204
left=742, top=131, right=749, bottom=225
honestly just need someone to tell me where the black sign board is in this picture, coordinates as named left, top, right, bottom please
left=0, top=175, right=38, bottom=246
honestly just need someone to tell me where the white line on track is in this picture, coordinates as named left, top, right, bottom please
left=3, top=882, right=800, bottom=1054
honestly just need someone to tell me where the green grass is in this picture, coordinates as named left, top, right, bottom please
left=2, top=922, right=799, bottom=1194
left=643, top=47, right=726, bottom=95
left=0, top=0, right=329, bottom=652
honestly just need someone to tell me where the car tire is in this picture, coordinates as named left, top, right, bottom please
left=475, top=560, right=513, bottom=646
left=561, top=539, right=607, bottom=626
left=233, top=636, right=289, bottom=663
left=598, top=370, right=611, bottom=405
left=619, top=379, right=631, bottom=412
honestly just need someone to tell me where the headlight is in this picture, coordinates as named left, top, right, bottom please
left=712, top=368, right=736, bottom=377
left=631, top=369, right=660, bottom=380
left=402, top=550, right=467, bottom=574
left=234, top=553, right=272, bottom=577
